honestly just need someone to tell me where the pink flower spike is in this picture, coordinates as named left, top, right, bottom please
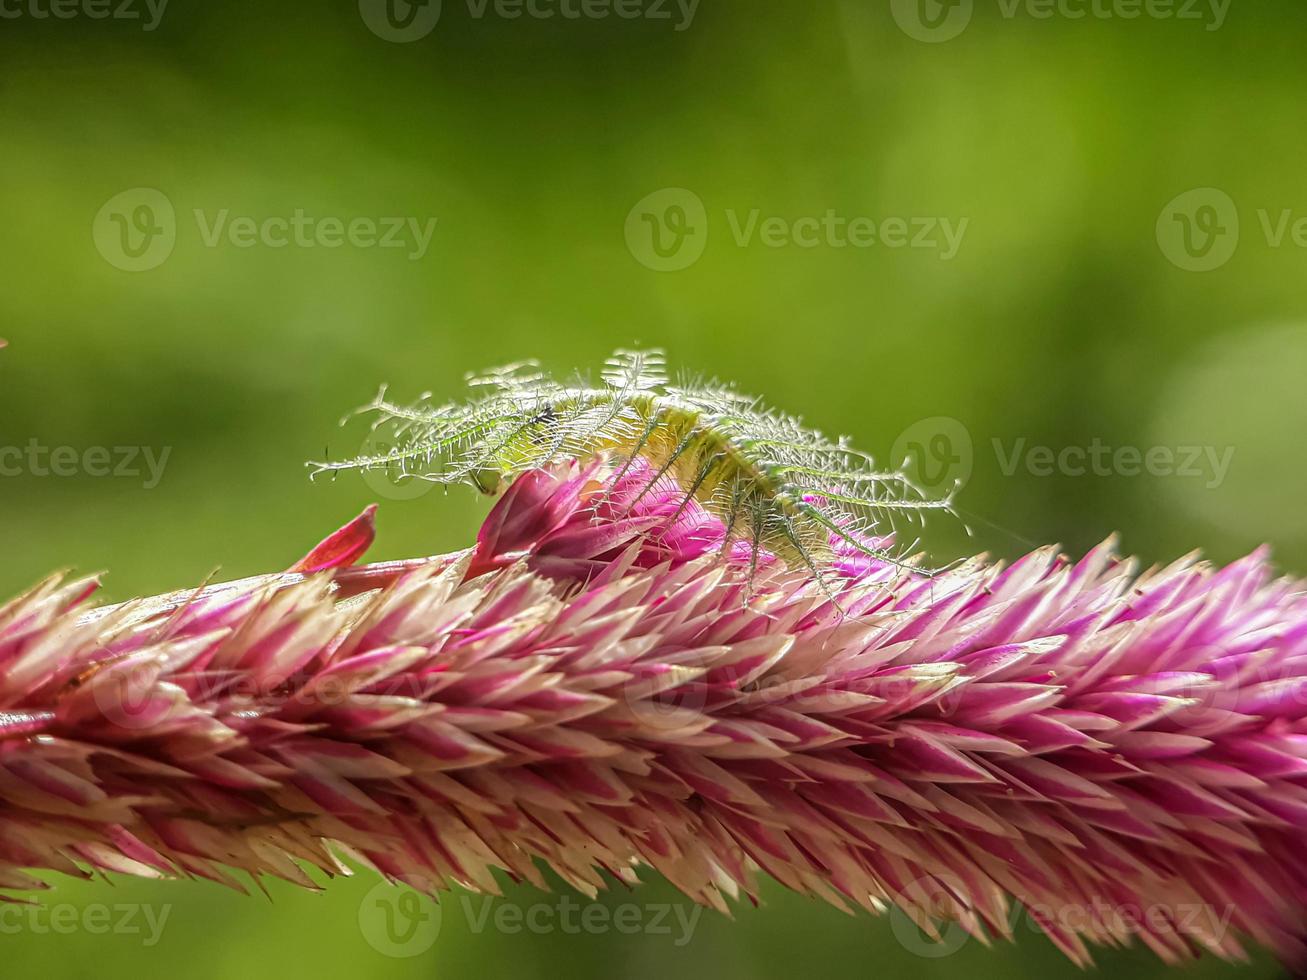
left=1, top=461, right=1306, bottom=969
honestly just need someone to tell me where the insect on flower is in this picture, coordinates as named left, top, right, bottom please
left=309, top=349, right=959, bottom=585
left=2, top=361, right=1306, bottom=971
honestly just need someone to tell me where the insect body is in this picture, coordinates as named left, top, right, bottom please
left=310, top=350, right=956, bottom=581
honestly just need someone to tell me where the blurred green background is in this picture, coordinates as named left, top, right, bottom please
left=2, top=1, right=1305, bottom=977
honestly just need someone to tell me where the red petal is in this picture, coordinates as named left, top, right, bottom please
left=290, top=505, right=377, bottom=573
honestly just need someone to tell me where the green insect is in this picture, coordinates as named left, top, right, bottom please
left=310, top=349, right=956, bottom=582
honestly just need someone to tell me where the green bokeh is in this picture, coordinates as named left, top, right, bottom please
left=0, top=2, right=1302, bottom=977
